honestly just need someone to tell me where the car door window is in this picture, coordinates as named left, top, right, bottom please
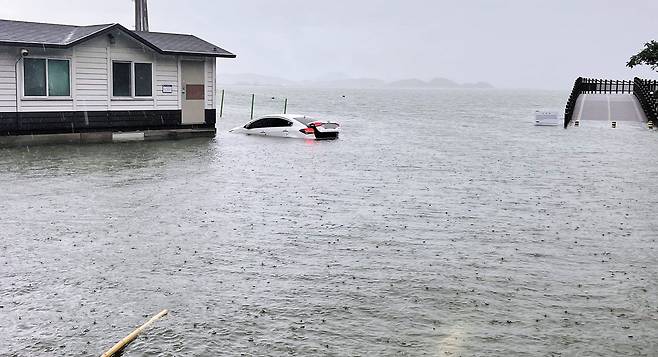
left=246, top=118, right=291, bottom=129
left=269, top=118, right=292, bottom=127
left=245, top=119, right=267, bottom=129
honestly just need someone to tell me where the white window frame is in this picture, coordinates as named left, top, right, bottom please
left=21, top=57, right=72, bottom=100
left=111, top=60, right=153, bottom=100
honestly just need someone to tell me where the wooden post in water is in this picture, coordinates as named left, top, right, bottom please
left=100, top=309, right=169, bottom=357
left=250, top=94, right=255, bottom=120
left=283, top=98, right=288, bottom=114
left=219, top=89, right=225, bottom=118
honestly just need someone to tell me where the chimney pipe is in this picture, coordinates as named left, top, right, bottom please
left=135, top=0, right=149, bottom=32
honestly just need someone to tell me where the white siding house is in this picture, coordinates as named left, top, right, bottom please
left=0, top=19, right=235, bottom=137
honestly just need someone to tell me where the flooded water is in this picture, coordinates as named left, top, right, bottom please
left=1, top=88, right=656, bottom=356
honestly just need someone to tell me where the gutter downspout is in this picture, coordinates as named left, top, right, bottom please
left=14, top=55, right=22, bottom=115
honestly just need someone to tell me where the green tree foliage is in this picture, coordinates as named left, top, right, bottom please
left=627, top=40, right=658, bottom=72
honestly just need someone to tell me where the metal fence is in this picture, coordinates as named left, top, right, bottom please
left=633, top=78, right=658, bottom=124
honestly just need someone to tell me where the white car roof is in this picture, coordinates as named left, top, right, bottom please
left=260, top=114, right=307, bottom=120
left=246, top=114, right=312, bottom=125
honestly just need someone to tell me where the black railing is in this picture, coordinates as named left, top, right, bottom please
left=564, top=77, right=635, bottom=128
left=580, top=78, right=634, bottom=94
left=564, top=77, right=583, bottom=128
left=633, top=77, right=658, bottom=124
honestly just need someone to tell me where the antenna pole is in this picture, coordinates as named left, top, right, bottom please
left=134, top=0, right=140, bottom=31
left=135, top=0, right=149, bottom=32
left=143, top=0, right=149, bottom=31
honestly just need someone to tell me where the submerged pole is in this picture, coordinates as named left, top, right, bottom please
left=219, top=89, right=225, bottom=118
left=250, top=94, right=255, bottom=120
left=283, top=98, right=288, bottom=114
left=100, top=309, right=168, bottom=357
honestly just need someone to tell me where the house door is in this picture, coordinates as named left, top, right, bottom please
left=181, top=61, right=205, bottom=124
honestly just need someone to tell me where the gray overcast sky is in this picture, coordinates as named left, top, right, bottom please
left=3, top=0, right=657, bottom=89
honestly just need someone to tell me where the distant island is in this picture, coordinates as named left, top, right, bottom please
left=220, top=73, right=494, bottom=89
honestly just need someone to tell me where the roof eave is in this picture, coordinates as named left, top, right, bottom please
left=0, top=41, right=69, bottom=48
left=0, top=24, right=127, bottom=50
left=66, top=24, right=118, bottom=47
left=162, top=50, right=236, bottom=58
left=110, top=24, right=168, bottom=55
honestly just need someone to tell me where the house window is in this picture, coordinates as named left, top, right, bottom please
left=135, top=63, right=152, bottom=97
left=112, top=61, right=152, bottom=97
left=23, top=58, right=70, bottom=97
left=112, top=62, right=131, bottom=97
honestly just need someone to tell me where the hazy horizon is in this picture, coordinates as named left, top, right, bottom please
left=4, top=0, right=658, bottom=89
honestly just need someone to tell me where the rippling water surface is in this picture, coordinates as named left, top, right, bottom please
left=1, top=88, right=656, bottom=356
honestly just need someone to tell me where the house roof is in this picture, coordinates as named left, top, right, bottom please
left=0, top=19, right=236, bottom=58
left=134, top=31, right=235, bottom=57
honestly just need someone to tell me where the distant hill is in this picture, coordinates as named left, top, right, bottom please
left=428, top=78, right=459, bottom=87
left=221, top=73, right=493, bottom=89
left=388, top=78, right=493, bottom=89
left=388, top=78, right=430, bottom=88
left=308, top=78, right=387, bottom=88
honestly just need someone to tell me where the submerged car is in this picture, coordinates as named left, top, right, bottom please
left=229, top=114, right=340, bottom=140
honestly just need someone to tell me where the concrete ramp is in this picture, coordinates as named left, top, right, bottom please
left=574, top=94, right=647, bottom=123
